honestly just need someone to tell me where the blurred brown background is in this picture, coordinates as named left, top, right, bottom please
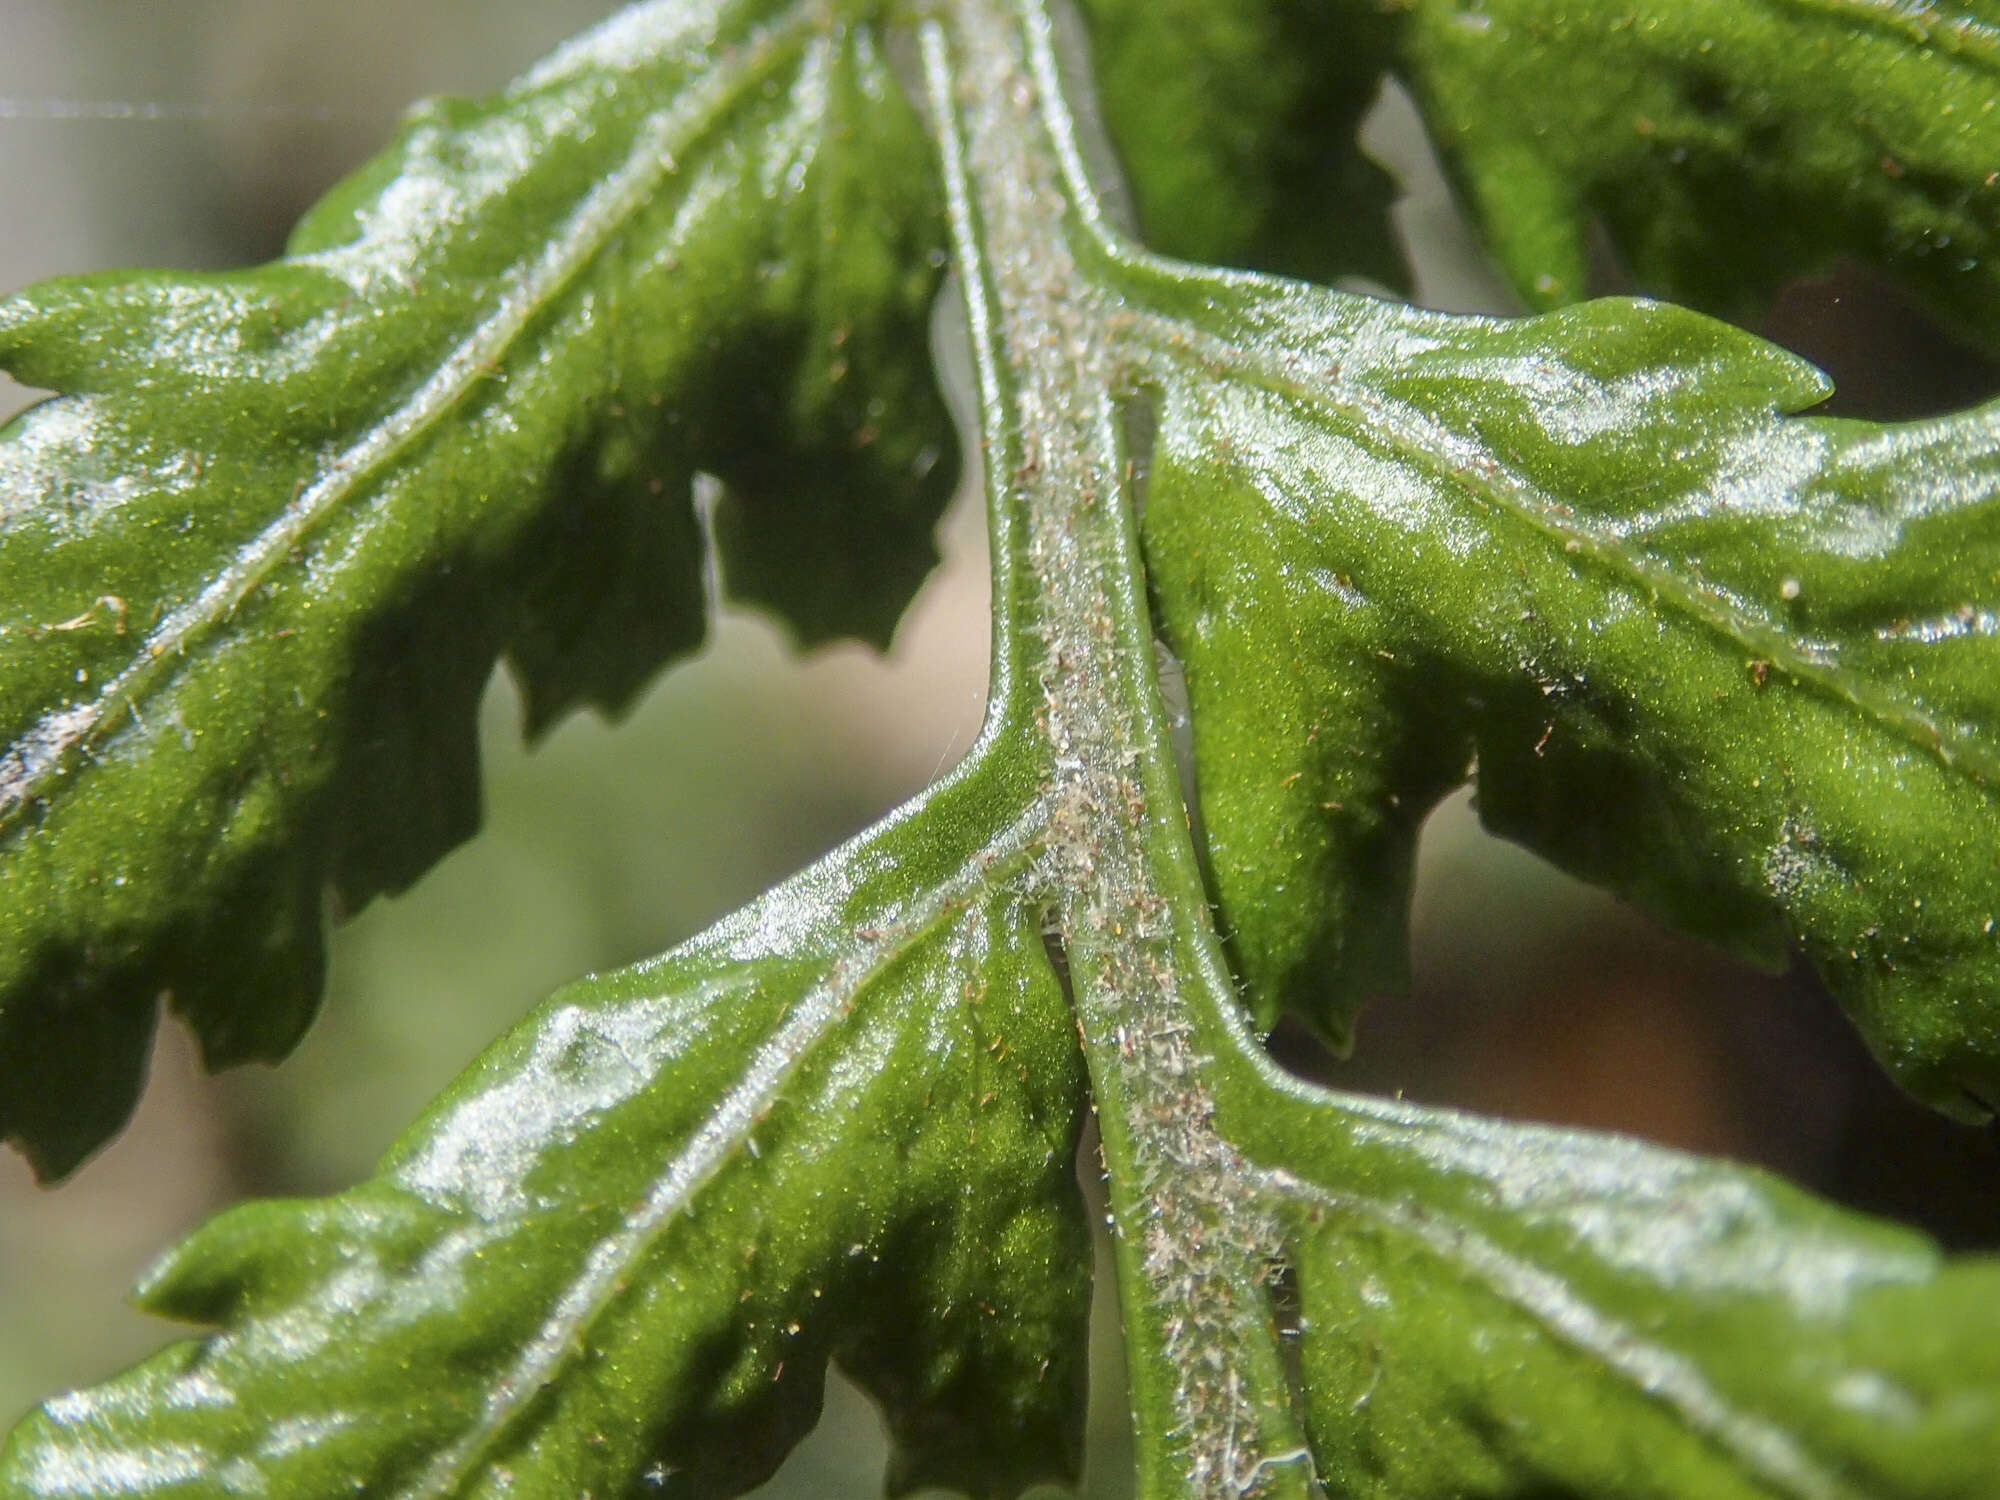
left=2, top=6, right=1997, bottom=1496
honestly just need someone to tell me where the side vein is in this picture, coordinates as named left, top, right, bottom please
left=1263, top=1169, right=1861, bottom=1500
left=396, top=792, right=1053, bottom=1499
left=0, top=2, right=812, bottom=829
left=1120, top=302, right=2000, bottom=790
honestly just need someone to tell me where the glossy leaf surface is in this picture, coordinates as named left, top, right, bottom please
left=0, top=0, right=955, bottom=1177
left=1137, top=270, right=2000, bottom=1119
left=10, top=0, right=2000, bottom=1497
left=0, top=752, right=1088, bottom=1499
left=1223, top=1068, right=2000, bottom=1499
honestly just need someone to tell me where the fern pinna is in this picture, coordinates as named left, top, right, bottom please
left=5, top=1, right=2000, bottom=1496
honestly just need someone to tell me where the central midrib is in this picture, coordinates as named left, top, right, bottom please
left=929, top=2, right=1311, bottom=1495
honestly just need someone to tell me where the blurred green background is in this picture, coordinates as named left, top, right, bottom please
left=2, top=4, right=1998, bottom=1495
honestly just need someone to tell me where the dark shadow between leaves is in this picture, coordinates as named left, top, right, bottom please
left=1760, top=262, right=2000, bottom=421
left=1261, top=791, right=2000, bottom=1252
left=1583, top=224, right=2000, bottom=423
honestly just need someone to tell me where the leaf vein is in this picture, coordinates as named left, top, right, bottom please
left=395, top=793, right=1051, bottom=1499
left=1124, top=309, right=2000, bottom=789
left=0, top=2, right=814, bottom=833
left=1263, top=1169, right=1866, bottom=1500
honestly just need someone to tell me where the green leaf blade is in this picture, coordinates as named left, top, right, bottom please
left=1071, top=0, right=1406, bottom=289
left=0, top=761, right=1087, bottom=1500
left=1376, top=0, right=2000, bottom=345
left=1133, top=272, right=2000, bottom=1116
left=0, top=0, right=957, bottom=1177
left=16, top=1, right=2000, bottom=1495
left=1227, top=1079, right=2000, bottom=1499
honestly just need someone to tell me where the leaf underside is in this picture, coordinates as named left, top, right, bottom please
left=8, top=1, right=2000, bottom=1499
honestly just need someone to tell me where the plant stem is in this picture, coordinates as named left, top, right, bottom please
left=926, top=2, right=1314, bottom=1492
